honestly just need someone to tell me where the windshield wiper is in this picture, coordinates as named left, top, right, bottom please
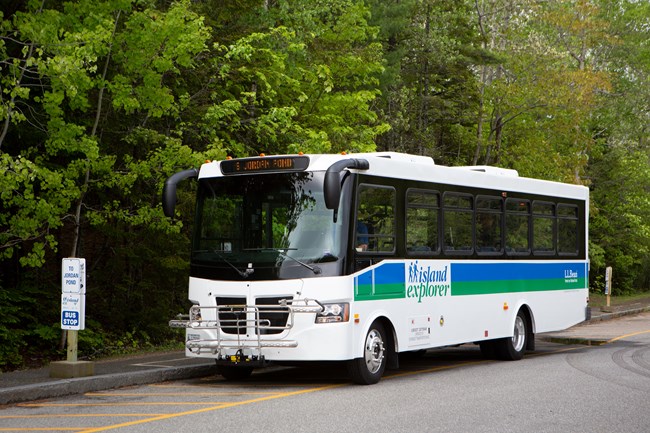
left=194, top=249, right=254, bottom=278
left=244, top=248, right=322, bottom=275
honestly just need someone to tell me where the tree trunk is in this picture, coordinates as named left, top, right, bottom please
left=69, top=10, right=121, bottom=257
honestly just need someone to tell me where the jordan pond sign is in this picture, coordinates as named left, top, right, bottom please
left=353, top=261, right=587, bottom=301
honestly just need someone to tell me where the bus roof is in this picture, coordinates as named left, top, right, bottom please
left=198, top=152, right=588, bottom=201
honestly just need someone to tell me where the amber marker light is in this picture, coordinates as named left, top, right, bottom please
left=354, top=313, right=360, bottom=324
left=503, top=302, right=509, bottom=311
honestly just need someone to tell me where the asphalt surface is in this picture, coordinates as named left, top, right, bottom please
left=1, top=302, right=649, bottom=406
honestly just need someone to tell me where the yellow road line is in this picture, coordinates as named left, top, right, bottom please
left=151, top=382, right=334, bottom=388
left=18, top=402, right=230, bottom=407
left=606, top=329, right=650, bottom=344
left=76, top=384, right=344, bottom=433
left=0, top=429, right=86, bottom=432
left=84, top=391, right=280, bottom=397
left=0, top=414, right=167, bottom=419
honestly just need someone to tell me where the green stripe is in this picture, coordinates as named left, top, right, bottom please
left=451, top=278, right=587, bottom=296
left=355, top=283, right=405, bottom=301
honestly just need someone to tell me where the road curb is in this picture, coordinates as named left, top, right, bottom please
left=586, top=305, right=650, bottom=323
left=542, top=336, right=608, bottom=346
left=0, top=364, right=216, bottom=406
left=540, top=306, right=650, bottom=348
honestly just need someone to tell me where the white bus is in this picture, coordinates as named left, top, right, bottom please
left=163, top=152, right=589, bottom=384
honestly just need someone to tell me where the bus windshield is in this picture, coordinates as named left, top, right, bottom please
left=191, top=171, right=345, bottom=280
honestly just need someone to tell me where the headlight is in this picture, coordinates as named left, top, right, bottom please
left=315, top=303, right=349, bottom=323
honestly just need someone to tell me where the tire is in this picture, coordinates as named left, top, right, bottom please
left=216, top=364, right=254, bottom=381
left=347, top=321, right=387, bottom=385
left=495, top=309, right=528, bottom=361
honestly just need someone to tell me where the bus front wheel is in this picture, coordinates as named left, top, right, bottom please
left=495, top=310, right=528, bottom=361
left=347, top=321, right=387, bottom=385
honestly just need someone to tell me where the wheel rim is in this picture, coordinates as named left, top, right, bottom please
left=512, top=315, right=526, bottom=352
left=364, top=328, right=385, bottom=374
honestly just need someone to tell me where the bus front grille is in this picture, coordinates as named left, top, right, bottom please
left=215, top=297, right=246, bottom=335
left=214, top=297, right=290, bottom=335
left=169, top=299, right=324, bottom=354
left=255, top=297, right=290, bottom=335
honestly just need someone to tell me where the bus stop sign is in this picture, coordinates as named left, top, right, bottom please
left=61, top=258, right=86, bottom=330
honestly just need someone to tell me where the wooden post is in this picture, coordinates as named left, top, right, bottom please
left=67, top=329, right=78, bottom=362
left=605, top=266, right=613, bottom=308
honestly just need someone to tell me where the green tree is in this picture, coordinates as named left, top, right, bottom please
left=1, top=0, right=212, bottom=263
left=191, top=0, right=388, bottom=157
left=472, top=0, right=611, bottom=182
left=0, top=0, right=212, bottom=368
left=586, top=0, right=650, bottom=292
left=0, top=0, right=390, bottom=369
left=370, top=0, right=483, bottom=163
left=589, top=145, right=650, bottom=293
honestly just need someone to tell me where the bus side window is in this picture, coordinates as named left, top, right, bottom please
left=443, top=193, right=473, bottom=253
left=406, top=189, right=439, bottom=254
left=558, top=204, right=579, bottom=255
left=356, top=185, right=396, bottom=253
left=505, top=198, right=530, bottom=255
left=532, top=201, right=555, bottom=255
left=476, top=196, right=503, bottom=254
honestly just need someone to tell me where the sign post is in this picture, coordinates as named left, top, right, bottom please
left=50, top=258, right=93, bottom=378
left=61, top=258, right=86, bottom=363
left=605, top=266, right=613, bottom=308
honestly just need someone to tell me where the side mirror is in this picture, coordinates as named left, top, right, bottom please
left=324, top=158, right=369, bottom=210
left=162, top=168, right=199, bottom=218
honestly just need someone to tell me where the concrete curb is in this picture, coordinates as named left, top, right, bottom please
left=542, top=336, right=608, bottom=346
left=540, top=305, right=650, bottom=347
left=586, top=305, right=650, bottom=323
left=0, top=364, right=216, bottom=406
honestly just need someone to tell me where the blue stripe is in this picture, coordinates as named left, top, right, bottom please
left=451, top=262, right=586, bottom=282
left=374, top=263, right=405, bottom=285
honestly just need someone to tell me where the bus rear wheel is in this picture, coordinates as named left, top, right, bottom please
left=495, top=310, right=528, bottom=361
left=347, top=321, right=386, bottom=385
left=216, top=363, right=254, bottom=381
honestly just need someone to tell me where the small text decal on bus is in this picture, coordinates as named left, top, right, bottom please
left=564, top=269, right=579, bottom=284
left=406, top=261, right=451, bottom=303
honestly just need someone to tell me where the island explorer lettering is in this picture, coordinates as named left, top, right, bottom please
left=407, top=260, right=450, bottom=302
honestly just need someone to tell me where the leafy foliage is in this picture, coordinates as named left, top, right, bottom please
left=589, top=145, right=650, bottom=293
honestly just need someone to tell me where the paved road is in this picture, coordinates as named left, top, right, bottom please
left=1, top=316, right=649, bottom=433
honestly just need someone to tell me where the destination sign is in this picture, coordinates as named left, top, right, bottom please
left=221, top=156, right=310, bottom=175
